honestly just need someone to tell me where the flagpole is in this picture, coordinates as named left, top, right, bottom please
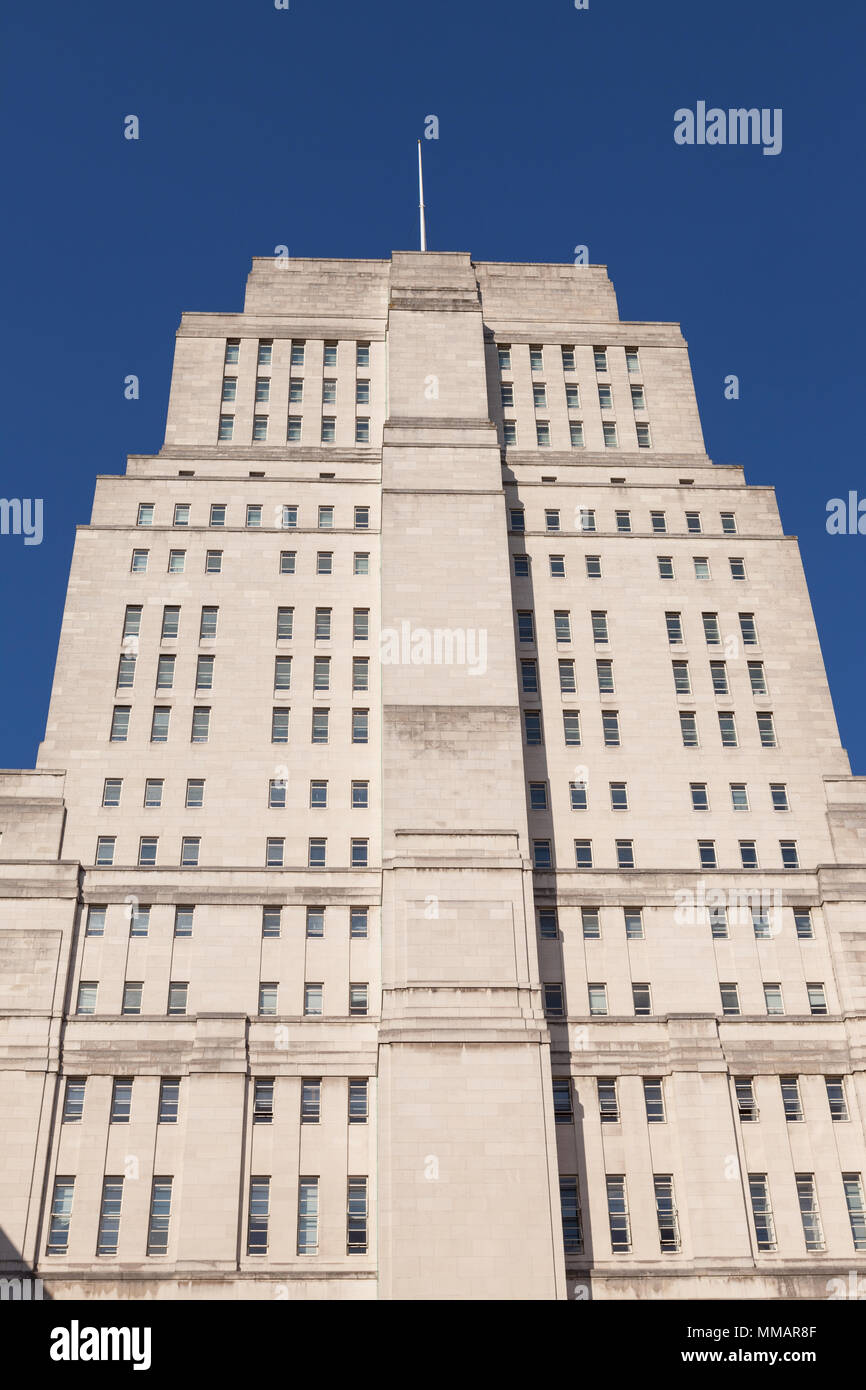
left=417, top=139, right=427, bottom=252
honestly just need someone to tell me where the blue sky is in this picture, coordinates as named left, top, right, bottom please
left=1, top=0, right=864, bottom=770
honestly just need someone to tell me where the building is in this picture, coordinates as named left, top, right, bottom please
left=1, top=250, right=865, bottom=1301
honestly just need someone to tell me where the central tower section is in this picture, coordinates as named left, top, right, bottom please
left=377, top=252, right=565, bottom=1299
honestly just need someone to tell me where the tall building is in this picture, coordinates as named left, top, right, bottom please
left=1, top=250, right=865, bottom=1301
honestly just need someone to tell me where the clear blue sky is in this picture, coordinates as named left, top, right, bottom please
left=1, top=0, right=864, bottom=770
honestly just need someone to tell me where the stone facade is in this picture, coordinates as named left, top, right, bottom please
left=0, top=251, right=864, bottom=1300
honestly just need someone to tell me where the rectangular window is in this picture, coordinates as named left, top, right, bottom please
left=350, top=907, right=368, bottom=939
left=794, top=1174, right=825, bottom=1252
left=598, top=1078, right=619, bottom=1123
left=62, top=1077, right=86, bottom=1122
left=559, top=1178, right=582, bottom=1254
left=158, top=1079, right=180, bottom=1124
left=137, top=503, right=154, bottom=526
left=146, top=1178, right=173, bottom=1256
left=720, top=982, right=740, bottom=1015
left=794, top=909, right=813, bottom=940
left=680, top=711, right=698, bottom=747
left=553, top=1078, right=574, bottom=1123
left=306, top=906, right=324, bottom=939
left=570, top=780, right=587, bottom=810
left=702, top=613, right=721, bottom=645
left=719, top=712, right=738, bottom=747
left=581, top=907, right=600, bottom=939
left=533, top=840, right=552, bottom=870
left=258, top=982, right=279, bottom=1016
left=539, top=907, right=559, bottom=939
left=632, top=983, right=652, bottom=1015
left=47, top=1178, right=74, bottom=1254
left=654, top=1175, right=680, bottom=1251
left=699, top=840, right=717, bottom=870
left=554, top=610, right=572, bottom=643
left=596, top=659, right=614, bottom=694
left=651, top=511, right=667, bottom=533
left=301, top=1079, right=321, bottom=1122
left=748, top=1174, right=776, bottom=1251
left=574, top=840, right=593, bottom=869
left=602, top=422, right=618, bottom=448
left=168, top=549, right=185, bottom=574
left=167, top=982, right=188, bottom=1016
left=736, top=1078, right=757, bottom=1121
left=218, top=415, right=234, bottom=441
left=730, top=556, right=746, bottom=580
left=304, top=984, right=323, bottom=1016
left=317, top=551, right=333, bottom=575
left=534, top=385, right=548, bottom=410
left=739, top=612, right=758, bottom=645
left=807, top=982, right=827, bottom=1015
left=254, top=1079, right=274, bottom=1124
left=138, top=835, right=158, bottom=867
left=644, top=1078, right=665, bottom=1122
left=110, top=1078, right=133, bottom=1123
left=757, top=712, right=777, bottom=747
left=658, top=555, right=674, bottom=579
left=252, top=416, right=268, bottom=441
left=672, top=660, right=691, bottom=695
left=580, top=508, right=596, bottom=532
left=780, top=840, right=799, bottom=869
left=781, top=1075, right=803, bottom=1121
left=86, top=906, right=106, bottom=936
left=347, top=1177, right=368, bottom=1254
left=121, top=982, right=142, bottom=1016
left=593, top=347, right=608, bottom=372
left=129, top=905, right=149, bottom=937
left=615, top=510, right=631, bottom=533
left=117, top=654, right=136, bottom=688
left=598, top=383, right=613, bottom=410
left=255, top=377, right=270, bottom=403
left=665, top=612, right=683, bottom=644
left=710, top=661, right=729, bottom=695
left=843, top=1175, right=866, bottom=1250
left=323, top=342, right=338, bottom=368
left=517, top=611, right=535, bottom=643
left=131, top=548, right=148, bottom=573
left=543, top=983, right=564, bottom=1016
left=606, top=1176, right=631, bottom=1253
left=685, top=512, right=702, bottom=534
left=591, top=611, right=609, bottom=642
left=636, top=422, right=651, bottom=448
left=624, top=907, right=643, bottom=939
left=616, top=840, right=634, bottom=869
left=764, top=983, right=784, bottom=1015
left=739, top=840, right=758, bottom=870
left=308, top=838, right=326, bottom=868
left=748, top=661, right=767, bottom=694
left=247, top=1178, right=270, bottom=1255
left=297, top=1178, right=319, bottom=1255
left=563, top=711, right=581, bottom=746
left=588, top=983, right=608, bottom=1016
left=586, top=555, right=602, bottom=578
left=826, top=1076, right=848, bottom=1121
left=536, top=421, right=550, bottom=446
left=199, top=606, right=218, bottom=640
left=262, top=908, right=281, bottom=940
left=690, top=783, right=708, bottom=811
left=265, top=837, right=284, bottom=868
left=602, top=709, right=620, bottom=746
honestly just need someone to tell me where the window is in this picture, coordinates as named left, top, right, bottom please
left=702, top=613, right=721, bottom=645
left=593, top=347, right=608, bottom=372
left=258, top=982, right=278, bottom=1017
left=168, top=549, right=186, bottom=574
left=265, top=837, right=284, bottom=868
left=793, top=1174, right=824, bottom=1252
left=563, top=713, right=581, bottom=748
left=826, top=1077, right=848, bottom=1121
left=102, top=778, right=122, bottom=809
left=529, top=346, right=543, bottom=371
left=574, top=840, right=593, bottom=869
left=843, top=1175, right=866, bottom=1250
left=154, top=655, right=174, bottom=691
left=672, top=661, right=691, bottom=694
left=807, top=982, right=827, bottom=1015
left=349, top=983, right=368, bottom=1016
left=539, top=907, right=559, bottom=939
left=565, top=384, right=580, bottom=411
left=189, top=707, right=209, bottom=743
left=301, top=1079, right=321, bottom=1122
left=199, top=606, right=218, bottom=641
left=755, top=712, right=777, bottom=748
left=710, top=661, right=729, bottom=695
left=513, top=553, right=530, bottom=578
left=608, top=783, right=628, bottom=813
left=509, top=507, right=525, bottom=533
left=719, top=712, right=738, bottom=747
left=503, top=420, right=517, bottom=445
left=739, top=612, right=758, bottom=645
left=137, top=503, right=154, bottom=526
left=204, top=549, right=222, bottom=575
left=749, top=1175, right=776, bottom=1251
left=554, top=611, right=572, bottom=643
left=720, top=512, right=738, bottom=534
left=579, top=508, right=596, bottom=532
left=780, top=1075, right=803, bottom=1122
left=553, top=1078, right=573, bottom=1123
left=322, top=341, right=337, bottom=368
left=658, top=555, right=674, bottom=579
left=308, top=838, right=326, bottom=868
left=497, top=345, right=511, bottom=371
left=356, top=342, right=370, bottom=367
left=146, top=1178, right=173, bottom=1256
left=321, top=418, right=336, bottom=443
left=246, top=1178, right=271, bottom=1255
left=665, top=612, right=683, bottom=644
left=131, top=548, right=148, bottom=573
left=780, top=840, right=799, bottom=869
left=350, top=838, right=369, bottom=868
left=353, top=551, right=370, bottom=575
left=654, top=1176, right=680, bottom=1251
left=690, top=783, right=708, bottom=811
left=764, top=983, right=784, bottom=1015
left=726, top=556, right=746, bottom=582
left=253, top=1079, right=274, bottom=1125
left=651, top=511, right=667, bottom=534
left=179, top=835, right=199, bottom=867
left=685, top=512, right=702, bottom=534
left=709, top=904, right=728, bottom=938
left=255, top=374, right=270, bottom=404
left=543, top=983, right=564, bottom=1016
left=624, top=907, right=643, bottom=939
left=121, top=982, right=142, bottom=1016
left=544, top=508, right=560, bottom=533
left=598, top=1078, right=619, bottom=1123
left=270, top=707, right=290, bottom=744
left=529, top=782, right=548, bottom=811
left=110, top=1078, right=133, bottom=1123
left=591, top=611, right=609, bottom=642
left=47, top=1178, right=74, bottom=1255
left=347, top=1177, right=369, bottom=1254
left=524, top=711, right=542, bottom=745
left=350, top=906, right=369, bottom=939
left=252, top=415, right=268, bottom=441
left=533, top=840, right=552, bottom=870
left=720, top=982, right=740, bottom=1015
left=606, top=1176, right=631, bottom=1253
left=62, top=1077, right=86, bottom=1123
left=117, top=654, right=136, bottom=688
left=680, top=712, right=698, bottom=747
left=536, top=421, right=550, bottom=446
left=602, top=422, right=618, bottom=448
left=517, top=611, right=535, bottom=644
left=630, top=384, right=646, bottom=411
left=297, top=1178, right=319, bottom=1255
left=569, top=422, right=585, bottom=447
left=588, top=983, right=608, bottom=1016
left=752, top=904, right=771, bottom=939
left=570, top=780, right=587, bottom=810
left=129, top=905, right=149, bottom=937
left=581, top=907, right=600, bottom=939
left=218, top=415, right=234, bottom=441
left=644, top=1079, right=665, bottom=1123
left=290, top=341, right=305, bottom=367
left=167, top=982, right=187, bottom=1016
left=534, top=385, right=548, bottom=410
left=598, top=383, right=613, bottom=410
left=739, top=841, right=758, bottom=870
left=596, top=659, right=614, bottom=694
left=699, top=841, right=717, bottom=870
left=636, top=422, right=652, bottom=448
left=632, top=983, right=652, bottom=1015
left=348, top=1080, right=368, bottom=1124
left=352, top=657, right=369, bottom=691
left=736, top=1078, right=758, bottom=1121
left=616, top=840, right=634, bottom=869
left=158, top=1079, right=180, bottom=1125
left=615, top=510, right=631, bottom=533
left=521, top=658, right=537, bottom=693
left=585, top=554, right=601, bottom=578
left=794, top=908, right=813, bottom=939
left=138, top=836, right=158, bottom=867
left=195, top=655, right=215, bottom=691
left=350, top=709, right=369, bottom=745
left=559, top=1178, right=583, bottom=1255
